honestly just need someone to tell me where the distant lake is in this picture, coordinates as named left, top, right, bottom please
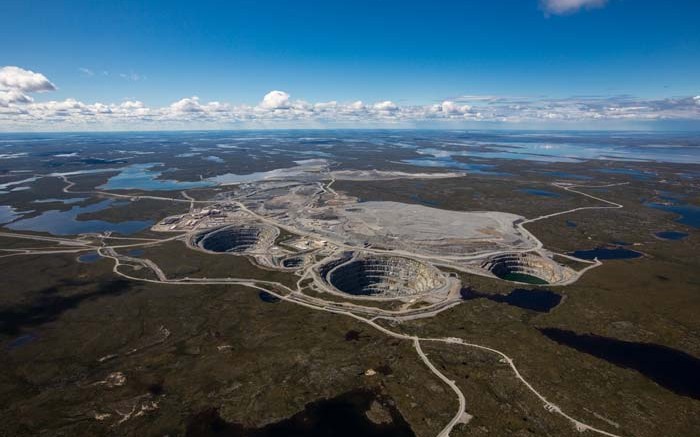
left=7, top=199, right=152, bottom=235
left=401, top=157, right=505, bottom=175
left=598, top=168, right=654, bottom=180
left=655, top=231, right=689, bottom=240
left=77, top=251, right=101, bottom=263
left=646, top=202, right=700, bottom=229
left=100, top=163, right=212, bottom=191
left=539, top=171, right=592, bottom=180
left=568, top=247, right=642, bottom=260
left=0, top=205, right=25, bottom=224
left=258, top=291, right=281, bottom=303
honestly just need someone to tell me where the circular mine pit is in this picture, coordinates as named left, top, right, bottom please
left=327, top=254, right=445, bottom=298
left=481, top=253, right=574, bottom=285
left=282, top=256, right=305, bottom=268
left=194, top=224, right=278, bottom=254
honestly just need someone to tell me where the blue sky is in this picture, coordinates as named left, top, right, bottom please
left=1, top=0, right=699, bottom=130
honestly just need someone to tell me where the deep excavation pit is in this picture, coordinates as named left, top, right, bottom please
left=480, top=252, right=575, bottom=284
left=194, top=224, right=278, bottom=254
left=282, top=256, right=305, bottom=268
left=327, top=254, right=445, bottom=298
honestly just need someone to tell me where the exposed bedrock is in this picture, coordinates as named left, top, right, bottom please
left=480, top=252, right=576, bottom=284
left=194, top=224, right=278, bottom=254
left=327, top=254, right=445, bottom=298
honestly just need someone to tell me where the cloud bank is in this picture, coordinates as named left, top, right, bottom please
left=1, top=66, right=699, bottom=131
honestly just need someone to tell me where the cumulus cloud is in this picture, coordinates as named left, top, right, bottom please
left=437, top=100, right=472, bottom=115
left=0, top=66, right=56, bottom=93
left=0, top=66, right=57, bottom=107
left=0, top=89, right=33, bottom=106
left=314, top=101, right=337, bottom=110
left=0, top=66, right=699, bottom=130
left=260, top=90, right=291, bottom=109
left=2, top=91, right=700, bottom=130
left=373, top=101, right=398, bottom=112
left=541, top=0, right=607, bottom=15
left=170, top=96, right=205, bottom=113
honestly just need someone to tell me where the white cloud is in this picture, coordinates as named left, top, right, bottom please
left=79, top=67, right=95, bottom=77
left=170, top=96, right=205, bottom=113
left=119, top=72, right=143, bottom=81
left=314, top=101, right=337, bottom=110
left=0, top=66, right=57, bottom=108
left=373, top=101, right=398, bottom=112
left=0, top=66, right=56, bottom=93
left=260, top=90, right=291, bottom=110
left=119, top=100, right=146, bottom=110
left=541, top=0, right=607, bottom=15
left=0, top=66, right=699, bottom=130
left=2, top=92, right=699, bottom=130
left=0, top=89, right=33, bottom=106
left=438, top=100, right=472, bottom=115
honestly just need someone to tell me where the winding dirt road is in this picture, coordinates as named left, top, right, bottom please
left=0, top=174, right=633, bottom=437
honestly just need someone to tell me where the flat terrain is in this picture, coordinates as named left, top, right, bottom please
left=1, top=131, right=699, bottom=437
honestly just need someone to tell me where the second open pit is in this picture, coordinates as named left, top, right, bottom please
left=480, top=252, right=576, bottom=285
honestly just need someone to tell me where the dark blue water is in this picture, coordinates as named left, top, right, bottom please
left=568, top=247, right=642, bottom=260
left=655, top=231, right=689, bottom=240
left=520, top=188, right=560, bottom=198
left=77, top=252, right=101, bottom=263
left=540, top=328, right=700, bottom=400
left=461, top=287, right=561, bottom=313
left=258, top=291, right=281, bottom=303
left=401, top=157, right=505, bottom=175
left=565, top=220, right=577, bottom=228
left=0, top=205, right=24, bottom=224
left=6, top=199, right=152, bottom=236
left=540, top=171, right=592, bottom=180
left=646, top=202, right=700, bottom=229
left=598, top=168, right=653, bottom=180
left=100, top=163, right=212, bottom=191
left=657, top=190, right=685, bottom=201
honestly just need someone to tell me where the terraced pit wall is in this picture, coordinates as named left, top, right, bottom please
left=480, top=252, right=575, bottom=284
left=194, top=224, right=278, bottom=254
left=328, top=255, right=445, bottom=297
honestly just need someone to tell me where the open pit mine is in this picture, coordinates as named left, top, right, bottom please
left=152, top=163, right=596, bottom=313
